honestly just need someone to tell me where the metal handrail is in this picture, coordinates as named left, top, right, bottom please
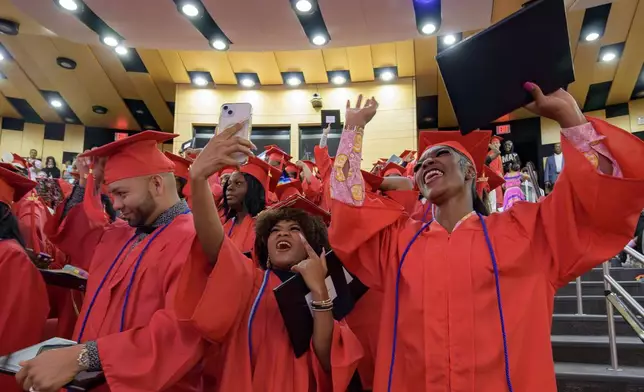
left=623, top=246, right=644, bottom=264
left=602, top=261, right=620, bottom=371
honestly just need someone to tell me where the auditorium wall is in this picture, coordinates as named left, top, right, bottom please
left=173, top=79, right=418, bottom=169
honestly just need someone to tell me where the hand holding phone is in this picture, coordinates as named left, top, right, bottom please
left=218, top=103, right=253, bottom=164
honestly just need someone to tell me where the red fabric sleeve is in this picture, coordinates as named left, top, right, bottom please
left=510, top=117, right=644, bottom=288
left=385, top=190, right=420, bottom=217
left=329, top=195, right=406, bottom=289
left=96, top=243, right=206, bottom=391
left=314, top=146, right=332, bottom=180
left=302, top=175, right=323, bottom=204
left=175, top=237, right=257, bottom=342
left=310, top=320, right=363, bottom=392
left=0, top=241, right=49, bottom=356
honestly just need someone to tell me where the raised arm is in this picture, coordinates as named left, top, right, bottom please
left=188, top=122, right=255, bottom=265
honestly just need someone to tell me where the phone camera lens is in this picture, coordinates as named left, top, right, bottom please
left=227, top=110, right=233, bottom=115
left=223, top=105, right=228, bottom=110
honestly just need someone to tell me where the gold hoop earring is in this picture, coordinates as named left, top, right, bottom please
left=266, top=256, right=272, bottom=269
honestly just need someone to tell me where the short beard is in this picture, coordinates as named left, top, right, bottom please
left=128, top=191, right=157, bottom=227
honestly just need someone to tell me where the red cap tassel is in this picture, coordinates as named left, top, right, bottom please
left=83, top=165, right=109, bottom=225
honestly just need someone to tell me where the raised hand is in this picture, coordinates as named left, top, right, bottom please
left=523, top=82, right=586, bottom=128
left=345, top=94, right=379, bottom=128
left=291, top=233, right=328, bottom=295
left=322, top=124, right=331, bottom=135
left=189, top=122, right=256, bottom=181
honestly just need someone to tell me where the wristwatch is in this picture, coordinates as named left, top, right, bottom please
left=77, top=345, right=89, bottom=371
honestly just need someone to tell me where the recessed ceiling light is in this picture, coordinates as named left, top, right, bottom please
left=102, top=36, right=119, bottom=47
left=312, top=35, right=327, bottom=46
left=193, top=76, right=208, bottom=87
left=0, top=19, right=20, bottom=35
left=181, top=3, right=200, bottom=17
left=65, top=117, right=75, bottom=123
left=135, top=109, right=145, bottom=115
left=92, top=105, right=108, bottom=114
left=0, top=53, right=4, bottom=62
left=380, top=71, right=395, bottom=82
left=585, top=32, right=600, bottom=42
left=602, top=52, right=616, bottom=62
left=295, top=0, right=313, bottom=12
left=211, top=39, right=228, bottom=51
left=56, top=57, right=77, bottom=69
left=443, top=35, right=456, bottom=45
left=421, top=23, right=436, bottom=35
left=50, top=99, right=63, bottom=108
left=58, top=0, right=78, bottom=11
left=331, top=75, right=346, bottom=85
left=240, top=78, right=255, bottom=88
left=286, top=76, right=302, bottom=86
left=144, top=125, right=156, bottom=130
left=115, top=46, right=128, bottom=56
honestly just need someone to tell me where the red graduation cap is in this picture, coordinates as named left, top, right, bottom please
left=80, top=131, right=178, bottom=185
left=275, top=179, right=303, bottom=201
left=400, top=150, right=416, bottom=160
left=418, top=130, right=492, bottom=174
left=382, top=162, right=405, bottom=177
left=361, top=170, right=384, bottom=193
left=219, top=166, right=236, bottom=176
left=491, top=135, right=503, bottom=143
left=285, top=162, right=298, bottom=175
left=240, top=156, right=282, bottom=193
left=300, top=160, right=316, bottom=172
left=11, top=153, right=29, bottom=169
left=163, top=152, right=192, bottom=180
left=0, top=165, right=38, bottom=205
left=476, top=165, right=505, bottom=197
left=265, top=146, right=292, bottom=165
left=270, top=194, right=331, bottom=225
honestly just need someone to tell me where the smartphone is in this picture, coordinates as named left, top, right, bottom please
left=217, top=103, right=253, bottom=164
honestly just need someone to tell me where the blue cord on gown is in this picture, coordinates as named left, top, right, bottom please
left=387, top=213, right=514, bottom=392
left=247, top=269, right=271, bottom=361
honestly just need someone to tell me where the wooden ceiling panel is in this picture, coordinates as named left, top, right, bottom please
left=274, top=50, right=328, bottom=84
left=0, top=0, right=53, bottom=36
left=0, top=36, right=55, bottom=91
left=15, top=35, right=94, bottom=124
left=52, top=38, right=139, bottom=129
left=490, top=0, right=524, bottom=24
left=138, top=49, right=177, bottom=101
left=91, top=46, right=140, bottom=100
left=322, top=48, right=349, bottom=71
left=158, top=50, right=190, bottom=85
left=0, top=93, right=21, bottom=118
left=227, top=52, right=283, bottom=85
left=567, top=10, right=584, bottom=58
left=395, top=40, right=415, bottom=78
left=601, top=0, right=637, bottom=45
left=371, top=43, right=397, bottom=68
left=0, top=75, right=22, bottom=99
left=346, top=46, right=375, bottom=82
left=607, top=0, right=644, bottom=105
left=128, top=73, right=174, bottom=131
left=414, top=38, right=438, bottom=97
left=179, top=51, right=237, bottom=85
left=567, top=41, right=600, bottom=107
left=438, top=74, right=457, bottom=128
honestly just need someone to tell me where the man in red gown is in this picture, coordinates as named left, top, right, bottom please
left=328, top=86, right=644, bottom=392
left=487, top=135, right=504, bottom=210
left=16, top=131, right=206, bottom=392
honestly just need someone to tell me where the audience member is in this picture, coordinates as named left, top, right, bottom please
left=501, top=139, right=520, bottom=173
left=544, top=142, right=564, bottom=193
left=43, top=156, right=61, bottom=179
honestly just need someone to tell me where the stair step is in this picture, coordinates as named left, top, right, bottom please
left=554, top=295, right=644, bottom=315
left=582, top=268, right=644, bottom=282
left=556, top=363, right=644, bottom=391
left=552, top=335, right=644, bottom=367
left=552, top=314, right=643, bottom=337
left=557, top=281, right=644, bottom=296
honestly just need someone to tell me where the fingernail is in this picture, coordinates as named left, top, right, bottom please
left=523, top=82, right=535, bottom=91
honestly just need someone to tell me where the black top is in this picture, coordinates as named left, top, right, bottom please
left=43, top=166, right=61, bottom=178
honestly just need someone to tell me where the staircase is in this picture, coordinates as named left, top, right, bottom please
left=554, top=267, right=644, bottom=391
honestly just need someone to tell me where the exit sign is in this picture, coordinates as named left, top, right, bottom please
left=115, top=132, right=128, bottom=141
left=496, top=124, right=511, bottom=134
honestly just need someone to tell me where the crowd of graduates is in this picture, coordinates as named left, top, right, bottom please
left=1, top=84, right=644, bottom=392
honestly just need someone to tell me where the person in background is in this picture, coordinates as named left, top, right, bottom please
left=0, top=165, right=50, bottom=392
left=486, top=136, right=504, bottom=209
left=62, top=160, right=73, bottom=181
left=500, top=140, right=520, bottom=173
left=502, top=159, right=528, bottom=210
left=520, top=165, right=544, bottom=203
left=314, top=125, right=334, bottom=211
left=175, top=125, right=362, bottom=391
left=28, top=149, right=41, bottom=166
left=43, top=156, right=61, bottom=179
left=544, top=142, right=564, bottom=193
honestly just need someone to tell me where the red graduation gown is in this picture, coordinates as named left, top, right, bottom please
left=302, top=176, right=323, bottom=206
left=329, top=119, right=644, bottom=392
left=46, top=199, right=205, bottom=392
left=175, top=237, right=363, bottom=392
left=314, top=146, right=333, bottom=211
left=223, top=214, right=256, bottom=254
left=0, top=239, right=49, bottom=392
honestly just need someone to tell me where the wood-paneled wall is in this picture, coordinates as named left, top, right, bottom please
left=0, top=120, right=84, bottom=164
left=174, top=79, right=418, bottom=169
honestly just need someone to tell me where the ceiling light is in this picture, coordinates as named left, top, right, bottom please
left=115, top=46, right=128, bottom=56
left=135, top=109, right=145, bottom=115
left=602, top=52, right=616, bottom=62
left=193, top=76, right=208, bottom=87
left=0, top=53, right=4, bottom=62
left=443, top=35, right=456, bottom=45
left=421, top=23, right=436, bottom=35
left=144, top=125, right=156, bottom=130
left=56, top=57, right=77, bottom=69
left=240, top=78, right=255, bottom=88
left=211, top=39, right=228, bottom=51
left=286, top=76, right=302, bottom=86
left=92, top=105, right=108, bottom=114
left=380, top=70, right=395, bottom=82
left=181, top=3, right=200, bottom=17
left=585, top=32, right=600, bottom=42
left=50, top=99, right=63, bottom=108
left=331, top=75, right=346, bottom=85
left=65, top=117, right=75, bottom=123
left=58, top=0, right=78, bottom=11
left=102, top=36, right=119, bottom=47
left=295, top=0, right=313, bottom=12
left=312, top=35, right=327, bottom=46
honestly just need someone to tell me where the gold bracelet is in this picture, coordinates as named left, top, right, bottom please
left=312, top=306, right=333, bottom=312
left=311, top=298, right=333, bottom=307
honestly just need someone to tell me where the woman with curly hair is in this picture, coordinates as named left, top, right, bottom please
left=174, top=122, right=362, bottom=392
